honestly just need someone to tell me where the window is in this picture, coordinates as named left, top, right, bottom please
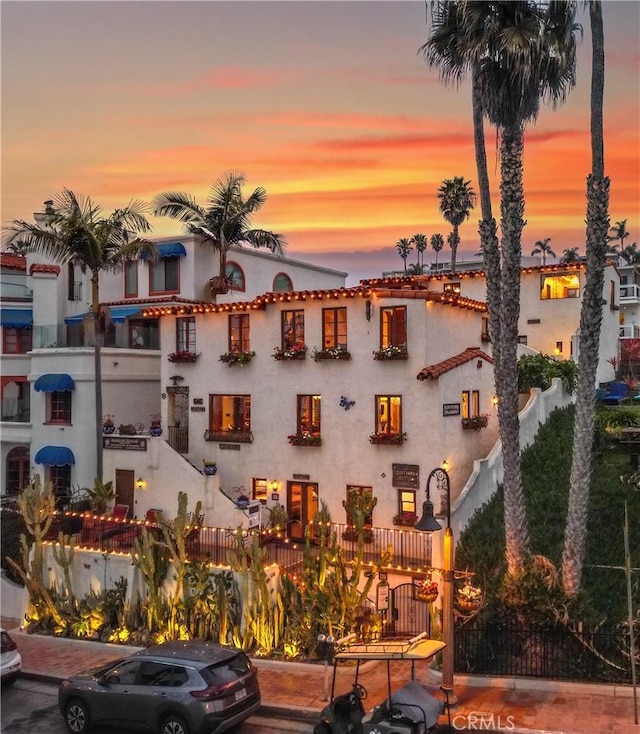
left=229, top=314, right=250, bottom=352
left=461, top=390, right=480, bottom=420
left=297, top=395, right=321, bottom=435
left=322, top=308, right=347, bottom=349
left=375, top=395, right=402, bottom=435
left=380, top=306, right=407, bottom=348
left=345, top=485, right=373, bottom=528
left=1, top=378, right=29, bottom=421
left=517, top=335, right=528, bottom=345
left=47, top=391, right=72, bottom=424
left=225, top=261, right=245, bottom=292
left=610, top=280, right=617, bottom=310
left=210, top=395, right=251, bottom=433
left=6, top=446, right=30, bottom=495
left=150, top=258, right=179, bottom=294
left=399, top=489, right=417, bottom=516
left=282, top=310, right=304, bottom=350
left=540, top=272, right=580, bottom=300
left=128, top=319, right=159, bottom=349
left=49, top=465, right=71, bottom=507
left=481, top=317, right=490, bottom=342
left=443, top=282, right=461, bottom=295
left=105, top=660, right=142, bottom=686
left=176, top=317, right=196, bottom=352
left=139, top=662, right=189, bottom=688
left=273, top=272, right=293, bottom=292
left=3, top=327, right=32, bottom=354
left=253, top=478, right=268, bottom=504
left=124, top=261, right=138, bottom=298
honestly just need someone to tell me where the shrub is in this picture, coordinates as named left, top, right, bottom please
left=1, top=510, right=29, bottom=585
left=518, top=353, right=578, bottom=394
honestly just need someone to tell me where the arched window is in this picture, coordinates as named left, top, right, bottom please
left=6, top=446, right=30, bottom=495
left=273, top=272, right=293, bottom=292
left=225, top=262, right=245, bottom=292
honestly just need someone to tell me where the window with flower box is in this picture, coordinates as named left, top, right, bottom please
left=461, top=390, right=480, bottom=420
left=380, top=306, right=407, bottom=349
left=282, top=310, right=305, bottom=351
left=176, top=317, right=196, bottom=353
left=371, top=395, right=403, bottom=442
left=289, top=395, right=321, bottom=445
left=322, top=308, right=347, bottom=350
left=393, top=490, right=417, bottom=526
left=47, top=391, right=72, bottom=424
left=229, top=314, right=250, bottom=353
left=207, top=394, right=252, bottom=442
left=252, top=478, right=268, bottom=504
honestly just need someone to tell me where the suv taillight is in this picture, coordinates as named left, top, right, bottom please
left=1, top=634, right=17, bottom=653
left=190, top=682, right=234, bottom=701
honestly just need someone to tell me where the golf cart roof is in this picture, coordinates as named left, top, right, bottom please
left=334, top=634, right=445, bottom=661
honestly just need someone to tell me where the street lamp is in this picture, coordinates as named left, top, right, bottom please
left=415, top=467, right=455, bottom=700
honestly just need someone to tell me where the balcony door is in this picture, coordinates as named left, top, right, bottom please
left=286, top=481, right=318, bottom=540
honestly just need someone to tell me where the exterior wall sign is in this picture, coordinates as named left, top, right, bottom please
left=292, top=473, right=310, bottom=480
left=193, top=398, right=204, bottom=405
left=442, top=403, right=461, bottom=417
left=392, top=463, right=419, bottom=489
left=220, top=443, right=241, bottom=450
left=190, top=406, right=206, bottom=412
left=103, top=436, right=147, bottom=451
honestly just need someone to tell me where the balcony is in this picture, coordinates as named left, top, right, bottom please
left=0, top=399, right=30, bottom=423
left=619, top=325, right=640, bottom=340
left=32, top=324, right=160, bottom=350
left=620, top=284, right=640, bottom=303
left=0, top=281, right=32, bottom=301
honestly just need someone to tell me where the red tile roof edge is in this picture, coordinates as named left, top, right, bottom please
left=29, top=263, right=60, bottom=275
left=417, top=347, right=493, bottom=381
left=0, top=254, right=26, bottom=271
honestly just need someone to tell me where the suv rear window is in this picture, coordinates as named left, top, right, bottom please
left=200, top=653, right=251, bottom=685
left=1, top=631, right=16, bottom=653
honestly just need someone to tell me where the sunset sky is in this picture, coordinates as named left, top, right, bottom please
left=2, top=1, right=638, bottom=284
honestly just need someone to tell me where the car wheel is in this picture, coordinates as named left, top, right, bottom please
left=160, top=714, right=190, bottom=734
left=313, top=723, right=332, bottom=734
left=65, top=698, right=91, bottom=734
left=1, top=675, right=18, bottom=687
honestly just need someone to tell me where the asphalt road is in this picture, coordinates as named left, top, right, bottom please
left=1, top=678, right=314, bottom=734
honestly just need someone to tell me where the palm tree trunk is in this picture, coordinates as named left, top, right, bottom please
left=91, top=274, right=104, bottom=482
left=498, top=125, right=530, bottom=576
left=450, top=225, right=459, bottom=272
left=562, top=0, right=609, bottom=596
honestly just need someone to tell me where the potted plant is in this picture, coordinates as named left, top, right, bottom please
left=415, top=578, right=439, bottom=604
left=202, top=460, right=217, bottom=476
left=455, top=580, right=483, bottom=613
left=219, top=350, right=256, bottom=367
left=461, top=414, right=489, bottom=431
left=287, top=433, right=322, bottom=446
left=369, top=431, right=407, bottom=445
left=312, top=346, right=351, bottom=362
left=102, top=414, right=116, bottom=434
left=149, top=414, right=163, bottom=436
left=393, top=511, right=418, bottom=527
left=372, top=344, right=408, bottom=360
left=272, top=343, right=307, bottom=361
left=168, top=350, right=198, bottom=363
left=86, top=479, right=115, bottom=515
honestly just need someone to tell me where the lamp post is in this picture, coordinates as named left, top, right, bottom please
left=415, top=467, right=455, bottom=700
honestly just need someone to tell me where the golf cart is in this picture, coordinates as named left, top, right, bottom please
left=314, top=633, right=451, bottom=734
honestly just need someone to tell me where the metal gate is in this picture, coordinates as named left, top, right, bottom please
left=382, top=582, right=432, bottom=638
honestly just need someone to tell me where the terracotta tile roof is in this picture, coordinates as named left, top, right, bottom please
left=417, top=347, right=493, bottom=381
left=29, top=263, right=60, bottom=275
left=0, top=253, right=26, bottom=271
left=375, top=289, right=487, bottom=312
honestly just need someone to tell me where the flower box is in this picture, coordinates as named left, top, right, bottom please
left=373, top=345, right=408, bottom=361
left=312, top=347, right=351, bottom=362
left=288, top=433, right=322, bottom=446
left=461, top=414, right=489, bottom=431
left=369, top=432, right=407, bottom=445
left=168, top=351, right=198, bottom=363
left=219, top=351, right=256, bottom=367
left=204, top=429, right=253, bottom=443
left=416, top=591, right=438, bottom=604
left=393, top=513, right=417, bottom=527
left=273, top=344, right=307, bottom=361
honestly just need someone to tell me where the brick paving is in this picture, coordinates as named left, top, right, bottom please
left=2, top=618, right=638, bottom=733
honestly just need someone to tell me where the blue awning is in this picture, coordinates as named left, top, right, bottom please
left=109, top=306, right=142, bottom=323
left=64, top=312, right=89, bottom=324
left=0, top=309, right=32, bottom=328
left=33, top=373, right=75, bottom=392
left=34, top=446, right=75, bottom=466
left=141, top=242, right=186, bottom=260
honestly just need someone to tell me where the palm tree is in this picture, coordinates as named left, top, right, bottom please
left=2, top=191, right=154, bottom=480
left=422, top=0, right=580, bottom=576
left=608, top=219, right=630, bottom=250
left=531, top=237, right=556, bottom=265
left=560, top=247, right=581, bottom=265
left=430, top=233, right=445, bottom=269
left=407, top=263, right=424, bottom=275
left=411, top=233, right=428, bottom=271
left=395, top=237, right=413, bottom=273
left=562, top=0, right=610, bottom=598
left=621, top=242, right=640, bottom=264
left=437, top=177, right=476, bottom=272
left=154, top=171, right=285, bottom=297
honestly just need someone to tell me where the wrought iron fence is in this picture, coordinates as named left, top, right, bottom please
left=454, top=620, right=633, bottom=683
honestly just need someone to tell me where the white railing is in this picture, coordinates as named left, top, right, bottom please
left=620, top=284, right=640, bottom=301
left=619, top=325, right=640, bottom=339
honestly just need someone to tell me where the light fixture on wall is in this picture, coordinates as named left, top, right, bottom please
left=491, top=395, right=499, bottom=407
left=269, top=480, right=279, bottom=492
left=441, top=459, right=449, bottom=471
left=136, top=478, right=144, bottom=490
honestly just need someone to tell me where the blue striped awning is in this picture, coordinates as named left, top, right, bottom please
left=0, top=309, right=32, bottom=328
left=34, top=446, right=75, bottom=466
left=33, top=373, right=75, bottom=392
left=141, top=242, right=186, bottom=260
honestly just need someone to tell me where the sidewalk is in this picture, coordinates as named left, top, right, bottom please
left=2, top=618, right=638, bottom=734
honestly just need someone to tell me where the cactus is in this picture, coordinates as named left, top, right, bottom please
left=51, top=532, right=76, bottom=609
left=130, top=526, right=170, bottom=632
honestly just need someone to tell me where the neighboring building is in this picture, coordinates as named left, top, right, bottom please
left=0, top=239, right=347, bottom=503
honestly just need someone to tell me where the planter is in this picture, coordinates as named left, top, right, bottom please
left=273, top=349, right=307, bottom=361
left=373, top=349, right=408, bottom=361
left=149, top=426, right=163, bottom=437
left=456, top=598, right=481, bottom=613
left=102, top=425, right=116, bottom=435
left=168, top=352, right=198, bottom=363
left=461, top=417, right=488, bottom=431
left=369, top=434, right=407, bottom=445
left=219, top=351, right=256, bottom=367
left=313, top=349, right=351, bottom=362
left=393, top=515, right=417, bottom=527
left=288, top=434, right=322, bottom=446
left=416, top=591, right=438, bottom=604
left=203, top=466, right=217, bottom=476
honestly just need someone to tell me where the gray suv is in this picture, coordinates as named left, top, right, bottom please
left=58, top=640, right=260, bottom=734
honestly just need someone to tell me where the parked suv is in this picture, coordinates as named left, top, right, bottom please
left=0, top=628, right=22, bottom=686
left=58, top=640, right=260, bottom=734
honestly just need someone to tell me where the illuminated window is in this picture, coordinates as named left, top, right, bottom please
left=273, top=272, right=293, bottom=292
left=540, top=272, right=580, bottom=300
left=297, top=395, right=321, bottom=435
left=380, top=306, right=407, bottom=348
left=399, top=490, right=417, bottom=516
left=253, top=478, right=268, bottom=504
left=229, top=314, right=250, bottom=352
left=282, top=310, right=304, bottom=349
left=375, top=395, right=402, bottom=435
left=461, top=390, right=480, bottom=419
left=209, top=395, right=251, bottom=433
left=322, top=307, right=347, bottom=349
left=225, top=262, right=245, bottom=292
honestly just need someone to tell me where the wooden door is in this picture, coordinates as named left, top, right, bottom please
left=286, top=481, right=318, bottom=540
left=115, top=469, right=134, bottom=518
